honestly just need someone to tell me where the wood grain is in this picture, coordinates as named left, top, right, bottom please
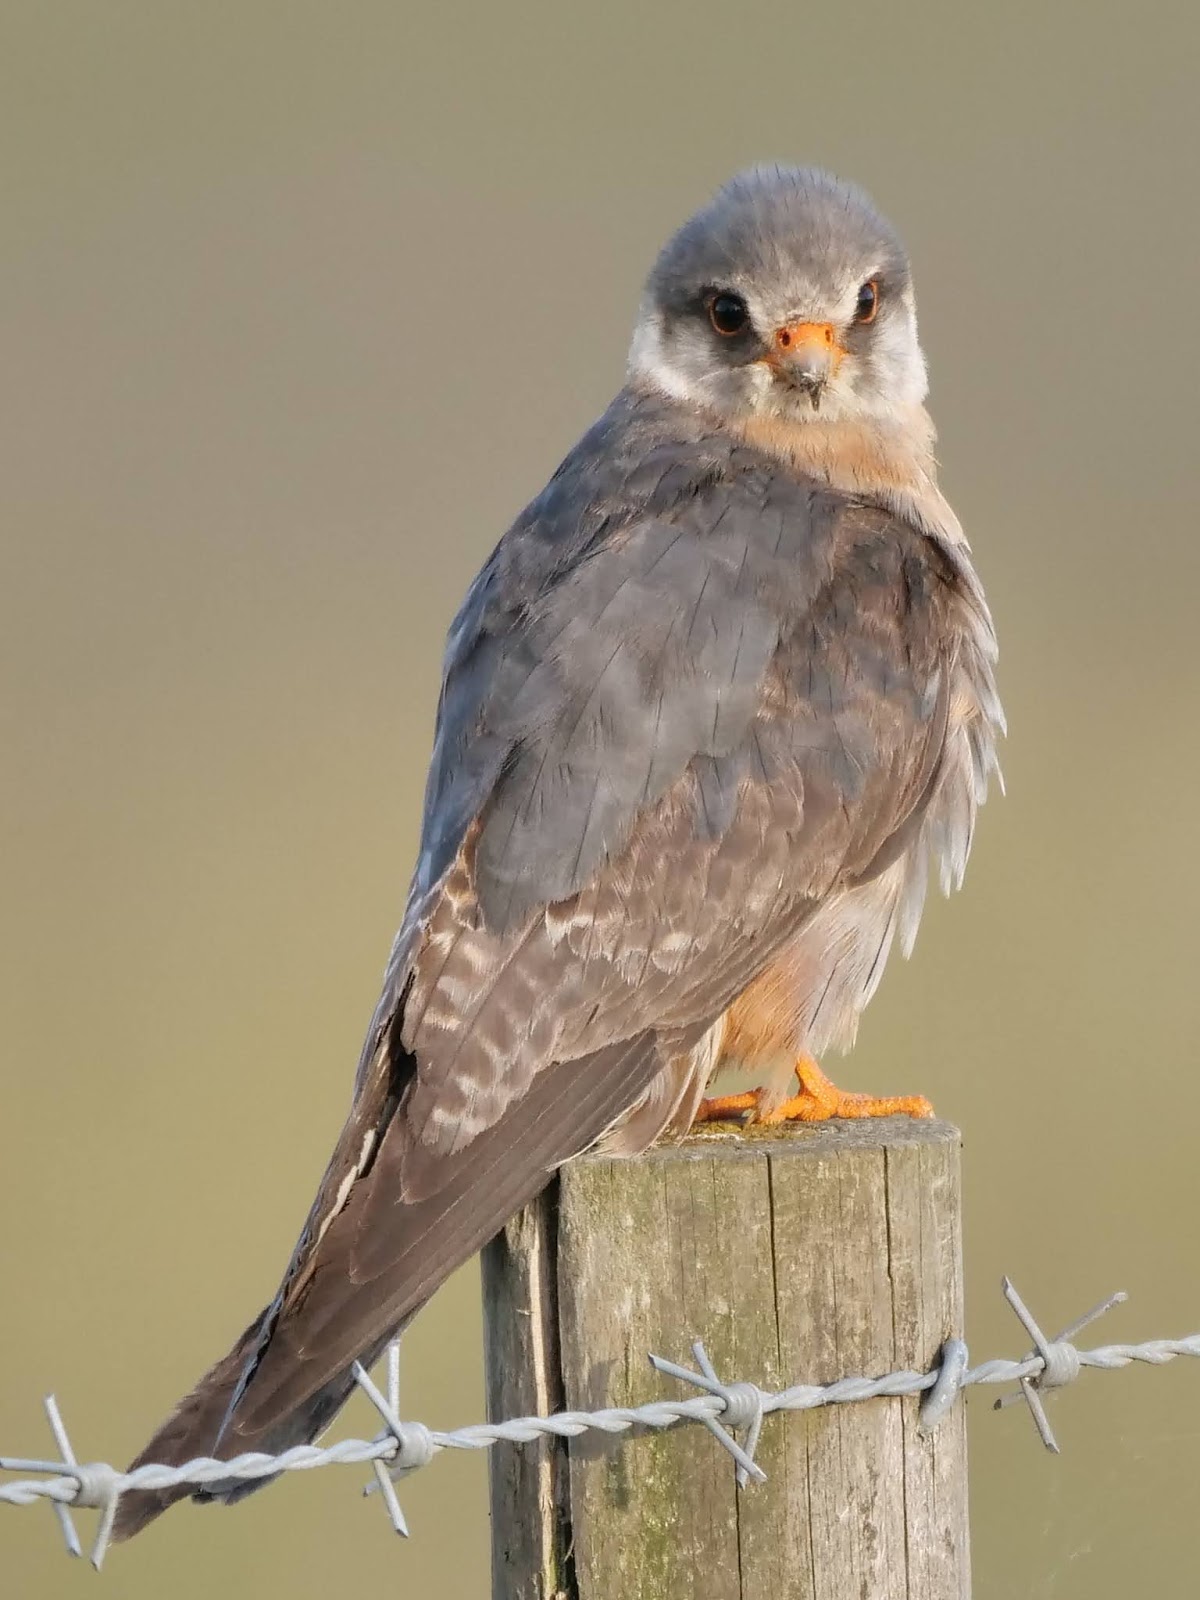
left=482, top=1118, right=968, bottom=1600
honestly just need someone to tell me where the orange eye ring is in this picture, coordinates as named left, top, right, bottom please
left=854, top=280, right=879, bottom=324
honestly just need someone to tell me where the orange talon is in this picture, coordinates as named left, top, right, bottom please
left=763, top=1086, right=934, bottom=1123
left=692, top=1090, right=762, bottom=1124
left=697, top=1056, right=933, bottom=1127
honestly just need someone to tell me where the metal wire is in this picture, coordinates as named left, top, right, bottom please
left=3, top=1277, right=1198, bottom=1570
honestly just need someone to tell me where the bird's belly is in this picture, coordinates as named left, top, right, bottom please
left=715, top=856, right=910, bottom=1079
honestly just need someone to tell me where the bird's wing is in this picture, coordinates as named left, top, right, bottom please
left=223, top=396, right=963, bottom=1434
left=115, top=394, right=969, bottom=1524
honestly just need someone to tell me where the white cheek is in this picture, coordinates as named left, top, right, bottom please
left=632, top=347, right=708, bottom=407
left=629, top=312, right=756, bottom=414
left=745, top=361, right=773, bottom=407
left=628, top=311, right=701, bottom=400
left=858, top=314, right=928, bottom=413
left=626, top=304, right=665, bottom=383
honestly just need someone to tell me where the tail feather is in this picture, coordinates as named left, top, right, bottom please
left=112, top=1314, right=266, bottom=1540
left=111, top=1030, right=669, bottom=1543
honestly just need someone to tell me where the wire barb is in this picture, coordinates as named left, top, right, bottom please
left=993, top=1279, right=1129, bottom=1452
left=648, top=1342, right=768, bottom=1488
left=42, top=1397, right=82, bottom=1561
left=3, top=1280, right=1198, bottom=1564
left=352, top=1347, right=438, bottom=1536
left=20, top=1396, right=125, bottom=1570
left=352, top=1353, right=410, bottom=1537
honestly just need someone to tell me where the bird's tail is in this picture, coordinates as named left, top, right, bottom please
left=110, top=1029, right=670, bottom=1544
left=112, top=1315, right=398, bottom=1540
left=111, top=1313, right=267, bottom=1538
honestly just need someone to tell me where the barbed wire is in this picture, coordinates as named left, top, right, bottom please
left=3, top=1277, right=1198, bottom=1571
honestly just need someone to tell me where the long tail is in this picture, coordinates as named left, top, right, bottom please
left=111, top=1314, right=396, bottom=1537
left=111, top=1314, right=269, bottom=1535
left=111, top=1031, right=665, bottom=1542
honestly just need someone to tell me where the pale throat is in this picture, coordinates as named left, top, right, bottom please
left=727, top=405, right=967, bottom=550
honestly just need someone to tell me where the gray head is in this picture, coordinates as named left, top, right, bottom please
left=628, top=166, right=927, bottom=427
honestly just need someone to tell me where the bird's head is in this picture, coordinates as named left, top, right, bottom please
left=629, top=166, right=928, bottom=429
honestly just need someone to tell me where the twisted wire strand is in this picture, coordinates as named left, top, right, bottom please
left=3, top=1295, right=1198, bottom=1569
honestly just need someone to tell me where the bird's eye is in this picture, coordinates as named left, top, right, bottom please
left=708, top=292, right=750, bottom=336
left=854, top=280, right=879, bottom=324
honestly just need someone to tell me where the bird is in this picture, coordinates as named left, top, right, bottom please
left=113, top=164, right=1002, bottom=1540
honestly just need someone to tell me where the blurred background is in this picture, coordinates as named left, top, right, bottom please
left=2, top=3, right=1198, bottom=1595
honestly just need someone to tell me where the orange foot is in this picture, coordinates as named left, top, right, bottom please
left=695, top=1056, right=934, bottom=1126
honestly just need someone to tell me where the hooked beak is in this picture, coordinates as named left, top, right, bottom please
left=763, top=320, right=845, bottom=408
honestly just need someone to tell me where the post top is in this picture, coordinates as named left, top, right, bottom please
left=578, top=1115, right=960, bottom=1169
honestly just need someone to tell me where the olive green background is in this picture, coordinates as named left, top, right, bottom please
left=3, top=4, right=1198, bottom=1596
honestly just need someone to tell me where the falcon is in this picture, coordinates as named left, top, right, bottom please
left=114, top=165, right=1002, bottom=1539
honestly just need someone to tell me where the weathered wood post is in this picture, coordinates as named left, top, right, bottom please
left=482, top=1117, right=968, bottom=1600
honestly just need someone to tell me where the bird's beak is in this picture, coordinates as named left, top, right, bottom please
left=763, top=320, right=844, bottom=408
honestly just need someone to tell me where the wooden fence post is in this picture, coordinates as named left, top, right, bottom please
left=482, top=1117, right=968, bottom=1600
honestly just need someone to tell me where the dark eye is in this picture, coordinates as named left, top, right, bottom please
left=854, top=280, right=879, bottom=324
left=708, top=291, right=749, bottom=336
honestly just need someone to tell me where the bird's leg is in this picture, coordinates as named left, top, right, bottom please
left=695, top=1055, right=933, bottom=1125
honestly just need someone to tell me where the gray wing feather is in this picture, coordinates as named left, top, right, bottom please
left=414, top=404, right=849, bottom=940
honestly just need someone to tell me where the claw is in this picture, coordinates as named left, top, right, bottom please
left=695, top=1057, right=933, bottom=1127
